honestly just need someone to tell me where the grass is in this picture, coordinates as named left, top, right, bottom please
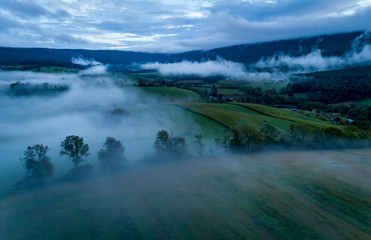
left=232, top=103, right=336, bottom=129
left=358, top=99, right=371, bottom=106
left=234, top=80, right=289, bottom=91
left=138, top=86, right=200, bottom=102
left=216, top=88, right=245, bottom=95
left=190, top=86, right=245, bottom=95
left=127, top=104, right=226, bottom=140
left=178, top=102, right=335, bottom=133
left=1, top=149, right=370, bottom=240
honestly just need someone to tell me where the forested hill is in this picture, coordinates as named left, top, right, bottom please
left=0, top=31, right=366, bottom=65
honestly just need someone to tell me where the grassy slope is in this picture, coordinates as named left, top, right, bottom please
left=132, top=87, right=336, bottom=136
left=138, top=87, right=200, bottom=101
left=1, top=150, right=370, bottom=240
left=178, top=103, right=335, bottom=133
left=128, top=104, right=226, bottom=140
left=233, top=103, right=336, bottom=129
left=359, top=99, right=371, bottom=106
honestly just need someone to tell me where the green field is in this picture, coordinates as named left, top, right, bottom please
left=1, top=149, right=370, bottom=240
left=233, top=103, right=335, bottom=129
left=359, top=99, right=371, bottom=106
left=217, top=88, right=245, bottom=95
left=218, top=80, right=289, bottom=91
left=137, top=86, right=200, bottom=102
left=177, top=102, right=336, bottom=133
left=191, top=86, right=245, bottom=95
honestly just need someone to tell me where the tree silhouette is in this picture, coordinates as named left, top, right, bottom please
left=60, top=135, right=90, bottom=168
left=98, top=137, right=126, bottom=170
left=21, top=144, right=54, bottom=181
left=154, top=130, right=188, bottom=159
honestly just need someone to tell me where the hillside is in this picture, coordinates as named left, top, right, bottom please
left=177, top=102, right=335, bottom=133
left=0, top=31, right=365, bottom=65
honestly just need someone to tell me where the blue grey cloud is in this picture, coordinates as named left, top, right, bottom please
left=0, top=0, right=369, bottom=52
left=0, top=0, right=52, bottom=18
left=0, top=13, right=22, bottom=31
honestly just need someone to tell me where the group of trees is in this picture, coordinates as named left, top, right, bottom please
left=217, top=123, right=371, bottom=153
left=19, top=124, right=370, bottom=185
left=216, top=125, right=281, bottom=152
left=20, top=135, right=125, bottom=184
left=153, top=130, right=188, bottom=159
left=9, top=81, right=69, bottom=96
left=0, top=59, right=85, bottom=71
left=20, top=130, right=187, bottom=184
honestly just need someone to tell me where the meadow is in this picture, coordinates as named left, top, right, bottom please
left=1, top=149, right=370, bottom=240
left=178, top=102, right=335, bottom=133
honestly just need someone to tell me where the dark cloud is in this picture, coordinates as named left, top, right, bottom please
left=95, top=21, right=125, bottom=32
left=0, top=13, right=22, bottom=31
left=165, top=5, right=371, bottom=51
left=54, top=34, right=88, bottom=45
left=0, top=0, right=52, bottom=18
left=0, top=0, right=370, bottom=52
left=55, top=9, right=71, bottom=18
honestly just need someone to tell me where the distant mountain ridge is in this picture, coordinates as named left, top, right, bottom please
left=0, top=31, right=366, bottom=66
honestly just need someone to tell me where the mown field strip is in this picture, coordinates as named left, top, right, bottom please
left=232, top=103, right=337, bottom=129
left=177, top=102, right=319, bottom=132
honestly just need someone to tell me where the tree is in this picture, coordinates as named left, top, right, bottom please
left=289, top=124, right=320, bottom=148
left=154, top=130, right=170, bottom=155
left=153, top=130, right=188, bottom=159
left=194, top=134, right=204, bottom=156
left=21, top=144, right=54, bottom=181
left=260, top=124, right=280, bottom=146
left=60, top=135, right=90, bottom=168
left=98, top=137, right=125, bottom=170
left=223, top=125, right=264, bottom=152
left=169, top=136, right=188, bottom=157
left=210, top=85, right=218, bottom=97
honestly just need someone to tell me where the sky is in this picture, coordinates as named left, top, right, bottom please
left=0, top=0, right=370, bottom=53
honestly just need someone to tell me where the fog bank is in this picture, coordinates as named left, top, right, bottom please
left=142, top=58, right=248, bottom=79
left=0, top=69, right=202, bottom=184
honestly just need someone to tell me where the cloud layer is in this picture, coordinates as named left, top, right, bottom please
left=0, top=0, right=370, bottom=52
left=142, top=32, right=371, bottom=80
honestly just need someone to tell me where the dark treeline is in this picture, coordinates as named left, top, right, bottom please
left=0, top=59, right=85, bottom=71
left=216, top=123, right=371, bottom=153
left=7, top=81, right=69, bottom=96
left=282, top=66, right=371, bottom=103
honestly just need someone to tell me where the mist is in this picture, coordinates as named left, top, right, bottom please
left=140, top=44, right=371, bottom=81
left=0, top=68, right=203, bottom=185
left=71, top=56, right=101, bottom=66
left=141, top=31, right=371, bottom=81
left=141, top=58, right=249, bottom=79
left=254, top=44, right=371, bottom=72
left=254, top=30, right=371, bottom=73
